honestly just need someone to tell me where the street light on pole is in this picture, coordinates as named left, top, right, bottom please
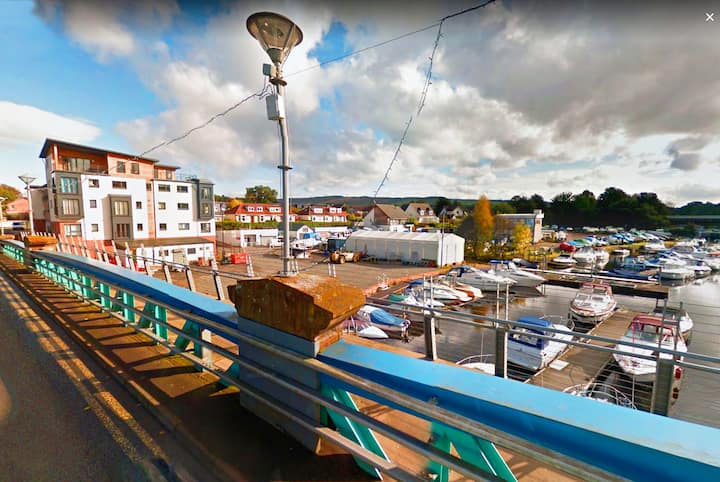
left=247, top=11, right=303, bottom=277
left=19, top=174, right=36, bottom=234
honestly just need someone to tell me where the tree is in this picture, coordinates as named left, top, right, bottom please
left=434, top=196, right=452, bottom=215
left=492, top=201, right=515, bottom=214
left=473, top=195, right=494, bottom=256
left=0, top=184, right=21, bottom=203
left=226, top=198, right=241, bottom=209
left=512, top=222, right=532, bottom=253
left=244, top=185, right=277, bottom=203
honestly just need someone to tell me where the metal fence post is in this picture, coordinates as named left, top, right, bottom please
left=185, top=267, right=196, bottom=292
left=162, top=261, right=172, bottom=283
left=210, top=259, right=225, bottom=301
left=495, top=327, right=508, bottom=378
left=424, top=310, right=438, bottom=361
left=651, top=358, right=675, bottom=416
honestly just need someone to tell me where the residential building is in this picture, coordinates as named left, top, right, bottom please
left=4, top=197, right=29, bottom=216
left=224, top=202, right=297, bottom=224
left=34, top=138, right=215, bottom=261
left=297, top=205, right=348, bottom=223
left=495, top=209, right=545, bottom=244
left=439, top=206, right=467, bottom=220
left=214, top=201, right=228, bottom=221
left=404, top=202, right=439, bottom=224
left=361, top=204, right=409, bottom=230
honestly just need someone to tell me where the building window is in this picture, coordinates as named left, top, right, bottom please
left=158, top=202, right=166, bottom=210
left=176, top=185, right=188, bottom=193
left=178, top=223, right=190, bottom=231
left=201, top=204, right=211, bottom=216
left=91, top=224, right=99, bottom=232
left=64, top=224, right=82, bottom=236
left=162, top=249, right=169, bottom=256
left=112, top=181, right=127, bottom=189
left=131, top=162, right=139, bottom=174
left=200, top=223, right=211, bottom=233
left=135, top=201, right=142, bottom=209
left=116, top=161, right=125, bottom=173
left=146, top=183, right=151, bottom=191
left=89, top=200, right=97, bottom=208
left=61, top=198, right=80, bottom=216
left=158, top=184, right=171, bottom=192
left=113, top=200, right=130, bottom=216
left=115, top=223, right=130, bottom=238
left=177, top=203, right=189, bottom=210
left=62, top=157, right=92, bottom=172
left=159, top=223, right=167, bottom=231
left=136, top=223, right=143, bottom=231
left=247, top=206, right=255, bottom=212
left=200, top=186, right=212, bottom=200
left=89, top=178, right=100, bottom=188
left=187, top=248, right=197, bottom=255
left=59, top=176, right=79, bottom=194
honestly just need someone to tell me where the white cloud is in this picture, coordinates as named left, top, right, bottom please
left=31, top=0, right=720, bottom=204
left=0, top=101, right=100, bottom=147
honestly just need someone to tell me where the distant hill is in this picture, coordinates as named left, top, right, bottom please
left=292, top=195, right=477, bottom=210
left=675, top=201, right=720, bottom=215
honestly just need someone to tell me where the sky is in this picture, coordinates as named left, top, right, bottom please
left=1, top=0, right=719, bottom=206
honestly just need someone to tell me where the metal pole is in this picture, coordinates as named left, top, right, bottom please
left=0, top=196, right=5, bottom=236
left=276, top=70, right=292, bottom=277
left=26, top=184, right=34, bottom=234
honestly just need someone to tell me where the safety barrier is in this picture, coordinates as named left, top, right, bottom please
left=2, top=240, right=719, bottom=481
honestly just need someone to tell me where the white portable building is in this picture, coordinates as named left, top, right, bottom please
left=344, top=231, right=464, bottom=266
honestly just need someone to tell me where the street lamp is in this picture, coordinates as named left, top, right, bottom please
left=0, top=196, right=6, bottom=236
left=19, top=174, right=36, bottom=234
left=247, top=11, right=303, bottom=277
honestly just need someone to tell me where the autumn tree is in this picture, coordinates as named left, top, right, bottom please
left=512, top=222, right=532, bottom=253
left=226, top=198, right=242, bottom=209
left=244, top=185, right=277, bottom=203
left=0, top=184, right=21, bottom=203
left=473, top=195, right=494, bottom=256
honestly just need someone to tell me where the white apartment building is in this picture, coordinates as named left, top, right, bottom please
left=35, top=138, right=216, bottom=262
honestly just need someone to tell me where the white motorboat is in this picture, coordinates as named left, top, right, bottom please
left=549, top=255, right=577, bottom=269
left=657, top=261, right=693, bottom=281
left=488, top=260, right=546, bottom=288
left=344, top=318, right=388, bottom=339
left=562, top=382, right=636, bottom=409
left=355, top=305, right=411, bottom=336
left=438, top=276, right=483, bottom=299
left=456, top=355, right=495, bottom=375
left=507, top=316, right=574, bottom=371
left=387, top=291, right=445, bottom=309
left=642, top=240, right=666, bottom=254
left=572, top=247, right=596, bottom=265
left=611, top=248, right=630, bottom=257
left=688, top=260, right=712, bottom=278
left=649, top=303, right=693, bottom=343
left=407, top=279, right=472, bottom=304
left=613, top=314, right=687, bottom=383
left=593, top=249, right=610, bottom=268
left=569, top=283, right=617, bottom=324
left=447, top=266, right=516, bottom=290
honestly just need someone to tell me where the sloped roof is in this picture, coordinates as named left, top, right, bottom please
left=374, top=204, right=408, bottom=219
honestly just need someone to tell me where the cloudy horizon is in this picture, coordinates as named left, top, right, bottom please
left=1, top=0, right=719, bottom=206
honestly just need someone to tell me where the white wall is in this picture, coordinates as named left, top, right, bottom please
left=81, top=174, right=147, bottom=241
left=152, top=180, right=214, bottom=239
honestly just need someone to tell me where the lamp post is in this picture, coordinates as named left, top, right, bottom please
left=0, top=196, right=6, bottom=236
left=19, top=174, right=36, bottom=234
left=247, top=11, right=303, bottom=277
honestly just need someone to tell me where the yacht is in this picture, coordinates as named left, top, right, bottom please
left=569, top=283, right=617, bottom=324
left=488, top=260, right=546, bottom=288
left=613, top=314, right=687, bottom=383
left=447, top=265, right=516, bottom=290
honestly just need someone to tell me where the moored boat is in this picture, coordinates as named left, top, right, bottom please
left=649, top=302, right=693, bottom=343
left=549, top=255, right=577, bottom=269
left=355, top=305, right=411, bottom=336
left=569, top=282, right=617, bottom=324
left=447, top=265, right=516, bottom=290
left=488, top=260, right=546, bottom=288
left=507, top=316, right=574, bottom=371
left=613, top=314, right=687, bottom=383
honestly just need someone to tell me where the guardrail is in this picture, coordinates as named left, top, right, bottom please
left=2, top=240, right=719, bottom=481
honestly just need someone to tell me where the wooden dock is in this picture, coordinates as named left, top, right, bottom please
left=527, top=309, right=636, bottom=391
left=540, top=272, right=668, bottom=299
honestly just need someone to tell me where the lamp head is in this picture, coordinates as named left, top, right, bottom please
left=247, top=12, right=303, bottom=65
left=19, top=174, right=36, bottom=186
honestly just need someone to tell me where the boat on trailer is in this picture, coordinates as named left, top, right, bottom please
left=355, top=305, right=410, bottom=337
left=569, top=282, right=617, bottom=324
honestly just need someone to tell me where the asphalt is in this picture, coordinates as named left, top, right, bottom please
left=0, top=253, right=370, bottom=482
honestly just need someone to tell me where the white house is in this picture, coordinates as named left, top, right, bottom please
left=495, top=209, right=545, bottom=244
left=404, top=202, right=439, bottom=224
